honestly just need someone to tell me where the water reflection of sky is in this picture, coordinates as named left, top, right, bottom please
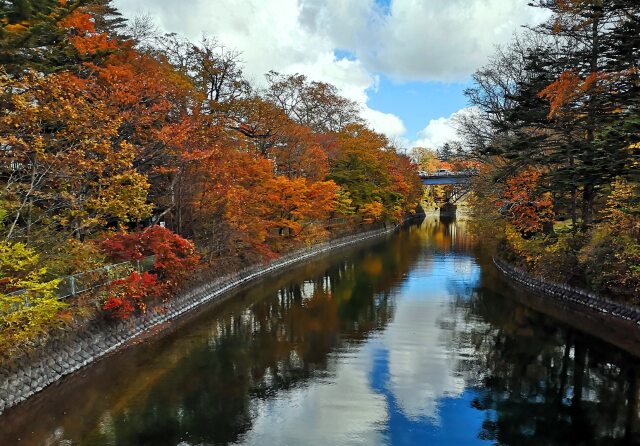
left=238, top=253, right=491, bottom=445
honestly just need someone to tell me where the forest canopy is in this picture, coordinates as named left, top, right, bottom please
left=459, top=0, right=640, bottom=300
left=0, top=0, right=422, bottom=349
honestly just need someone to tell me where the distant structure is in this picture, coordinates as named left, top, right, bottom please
left=418, top=169, right=477, bottom=185
left=418, top=169, right=478, bottom=217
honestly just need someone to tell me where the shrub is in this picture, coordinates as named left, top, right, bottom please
left=0, top=242, right=65, bottom=353
left=99, top=226, right=200, bottom=287
left=98, top=227, right=201, bottom=319
left=102, top=272, right=162, bottom=319
left=580, top=227, right=640, bottom=302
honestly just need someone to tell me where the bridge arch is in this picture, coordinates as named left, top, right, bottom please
left=418, top=171, right=477, bottom=216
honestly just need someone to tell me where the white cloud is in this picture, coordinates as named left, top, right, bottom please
left=361, top=107, right=407, bottom=139
left=413, top=107, right=479, bottom=149
left=414, top=116, right=459, bottom=150
left=298, top=0, right=547, bottom=81
left=113, top=0, right=406, bottom=140
left=113, top=0, right=546, bottom=140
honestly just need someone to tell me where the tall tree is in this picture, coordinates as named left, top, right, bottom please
left=532, top=0, right=639, bottom=225
left=465, top=1, right=640, bottom=228
left=0, top=0, right=89, bottom=75
left=85, top=0, right=127, bottom=35
left=265, top=72, right=361, bottom=133
left=0, top=71, right=151, bottom=242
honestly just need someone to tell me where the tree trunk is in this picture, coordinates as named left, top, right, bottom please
left=582, top=183, right=595, bottom=228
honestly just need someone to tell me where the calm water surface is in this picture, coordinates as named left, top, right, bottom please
left=2, top=217, right=640, bottom=445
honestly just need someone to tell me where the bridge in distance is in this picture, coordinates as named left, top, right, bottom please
left=418, top=170, right=478, bottom=212
left=418, top=170, right=477, bottom=186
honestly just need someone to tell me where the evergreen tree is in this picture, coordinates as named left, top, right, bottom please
left=467, top=1, right=640, bottom=228
left=437, top=142, right=455, bottom=161
left=86, top=0, right=127, bottom=35
left=530, top=0, right=639, bottom=225
left=0, top=0, right=89, bottom=75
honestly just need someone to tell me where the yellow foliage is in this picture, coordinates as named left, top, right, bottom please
left=359, top=201, right=385, bottom=225
left=0, top=242, right=65, bottom=354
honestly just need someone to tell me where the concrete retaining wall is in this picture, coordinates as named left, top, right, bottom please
left=494, top=257, right=640, bottom=324
left=0, top=223, right=405, bottom=415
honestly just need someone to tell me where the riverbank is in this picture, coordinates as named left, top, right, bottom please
left=0, top=219, right=421, bottom=416
left=495, top=257, right=640, bottom=357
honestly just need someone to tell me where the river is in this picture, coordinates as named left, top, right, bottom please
left=1, top=217, right=639, bottom=445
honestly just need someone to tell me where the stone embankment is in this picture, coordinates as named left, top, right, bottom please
left=0, top=221, right=415, bottom=415
left=494, top=257, right=640, bottom=324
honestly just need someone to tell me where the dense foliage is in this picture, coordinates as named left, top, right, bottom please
left=461, top=0, right=640, bottom=300
left=0, top=1, right=421, bottom=347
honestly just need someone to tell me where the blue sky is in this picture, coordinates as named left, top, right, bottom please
left=334, top=47, right=472, bottom=141
left=367, top=75, right=472, bottom=142
left=114, top=0, right=545, bottom=148
left=374, top=0, right=392, bottom=16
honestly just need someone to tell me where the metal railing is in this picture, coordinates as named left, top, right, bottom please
left=418, top=169, right=479, bottom=178
left=55, top=255, right=156, bottom=299
left=3, top=255, right=156, bottom=301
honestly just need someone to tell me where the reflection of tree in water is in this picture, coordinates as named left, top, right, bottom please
left=453, top=283, right=640, bottom=446
left=13, top=219, right=636, bottom=446
left=81, top=234, right=425, bottom=446
left=418, top=215, right=474, bottom=254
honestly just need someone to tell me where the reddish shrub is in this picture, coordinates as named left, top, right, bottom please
left=140, top=226, right=200, bottom=289
left=99, top=226, right=201, bottom=288
left=98, top=231, right=144, bottom=261
left=102, top=272, right=161, bottom=319
left=99, top=227, right=201, bottom=319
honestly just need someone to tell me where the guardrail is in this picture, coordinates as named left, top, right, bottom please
left=418, top=170, right=478, bottom=178
left=4, top=255, right=156, bottom=302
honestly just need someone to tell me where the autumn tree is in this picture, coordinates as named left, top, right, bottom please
left=579, top=178, right=640, bottom=300
left=265, top=71, right=361, bottom=133
left=464, top=2, right=639, bottom=230
left=499, top=168, right=555, bottom=237
left=0, top=71, right=151, bottom=242
left=174, top=119, right=275, bottom=261
left=262, top=176, right=338, bottom=245
left=232, top=96, right=290, bottom=156
left=329, top=124, right=421, bottom=223
left=153, top=33, right=251, bottom=115
left=532, top=0, right=639, bottom=225
left=0, top=0, right=90, bottom=74
left=412, top=147, right=440, bottom=173
left=0, top=240, right=65, bottom=352
left=231, top=96, right=330, bottom=180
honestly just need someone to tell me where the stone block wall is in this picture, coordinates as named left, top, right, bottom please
left=494, top=257, right=640, bottom=324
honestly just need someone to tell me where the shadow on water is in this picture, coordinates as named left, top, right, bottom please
left=1, top=216, right=639, bottom=445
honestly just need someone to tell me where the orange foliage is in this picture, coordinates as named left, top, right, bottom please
left=498, top=168, right=555, bottom=237
left=0, top=71, right=151, bottom=236
left=360, top=202, right=385, bottom=224
left=58, top=9, right=117, bottom=55
left=263, top=176, right=338, bottom=237
left=539, top=70, right=613, bottom=118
